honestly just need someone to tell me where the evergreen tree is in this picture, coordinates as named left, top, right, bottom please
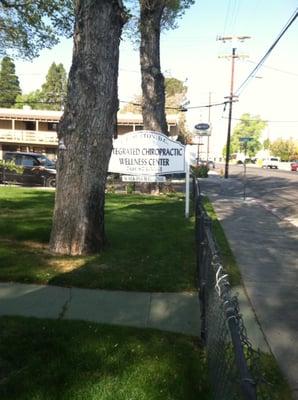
left=14, top=89, right=43, bottom=109
left=0, top=57, right=21, bottom=108
left=40, top=63, right=67, bottom=110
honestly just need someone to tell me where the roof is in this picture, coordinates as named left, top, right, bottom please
left=0, top=108, right=179, bottom=125
left=0, top=108, right=62, bottom=122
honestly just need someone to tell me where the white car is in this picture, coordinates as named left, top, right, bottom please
left=262, top=157, right=280, bottom=169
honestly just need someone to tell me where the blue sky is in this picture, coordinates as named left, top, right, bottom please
left=14, top=0, right=298, bottom=156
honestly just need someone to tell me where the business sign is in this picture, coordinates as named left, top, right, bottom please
left=108, top=131, right=185, bottom=175
left=194, top=123, right=212, bottom=136
left=194, top=123, right=210, bottom=131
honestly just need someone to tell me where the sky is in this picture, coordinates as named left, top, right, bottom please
left=13, top=0, right=298, bottom=157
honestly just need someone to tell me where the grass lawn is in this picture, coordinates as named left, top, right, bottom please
left=0, top=316, right=210, bottom=400
left=0, top=187, right=195, bottom=292
left=202, top=196, right=241, bottom=286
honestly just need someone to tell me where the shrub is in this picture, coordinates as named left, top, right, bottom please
left=191, top=164, right=209, bottom=178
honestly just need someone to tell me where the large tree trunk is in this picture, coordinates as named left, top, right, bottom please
left=49, top=0, right=127, bottom=256
left=140, top=1, right=168, bottom=134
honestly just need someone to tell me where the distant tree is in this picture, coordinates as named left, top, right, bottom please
left=120, top=77, right=187, bottom=113
left=164, top=77, right=190, bottom=143
left=0, top=56, right=21, bottom=107
left=125, top=0, right=194, bottom=133
left=120, top=76, right=191, bottom=142
left=165, top=77, right=187, bottom=111
left=39, top=63, right=67, bottom=110
left=0, top=1, right=74, bottom=59
left=270, top=138, right=298, bottom=161
left=230, top=113, right=267, bottom=157
left=14, top=90, right=43, bottom=109
left=14, top=63, right=67, bottom=110
left=120, top=95, right=142, bottom=113
left=263, top=138, right=271, bottom=150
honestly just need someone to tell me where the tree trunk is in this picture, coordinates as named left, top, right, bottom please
left=49, top=0, right=127, bottom=256
left=140, top=1, right=168, bottom=134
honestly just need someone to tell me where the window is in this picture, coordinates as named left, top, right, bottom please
left=25, top=121, right=36, bottom=131
left=22, top=156, right=39, bottom=167
left=48, top=122, right=58, bottom=131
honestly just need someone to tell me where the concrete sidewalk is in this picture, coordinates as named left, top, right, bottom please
left=0, top=282, right=200, bottom=336
left=200, top=175, right=298, bottom=399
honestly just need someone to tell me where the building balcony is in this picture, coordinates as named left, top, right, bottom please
left=0, top=129, right=58, bottom=146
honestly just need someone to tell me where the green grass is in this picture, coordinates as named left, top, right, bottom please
left=0, top=187, right=196, bottom=292
left=0, top=316, right=210, bottom=400
left=202, top=196, right=242, bottom=286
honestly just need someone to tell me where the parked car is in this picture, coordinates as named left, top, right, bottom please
left=195, top=159, right=215, bottom=169
left=0, top=152, right=56, bottom=187
left=290, top=160, right=298, bottom=171
left=262, top=157, right=280, bottom=169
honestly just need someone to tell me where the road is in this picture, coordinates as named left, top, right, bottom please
left=221, top=164, right=298, bottom=225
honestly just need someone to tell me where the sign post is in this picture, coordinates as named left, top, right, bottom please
left=239, top=137, right=253, bottom=200
left=185, top=145, right=190, bottom=218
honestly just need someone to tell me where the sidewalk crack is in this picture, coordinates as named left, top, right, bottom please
left=58, top=288, right=72, bottom=320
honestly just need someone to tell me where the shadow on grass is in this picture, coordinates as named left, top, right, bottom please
left=0, top=191, right=196, bottom=292
left=0, top=188, right=54, bottom=243
left=0, top=316, right=211, bottom=400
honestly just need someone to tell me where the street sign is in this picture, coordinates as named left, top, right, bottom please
left=239, top=137, right=253, bottom=143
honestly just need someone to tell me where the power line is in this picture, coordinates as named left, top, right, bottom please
left=222, top=116, right=298, bottom=124
left=245, top=59, right=298, bottom=77
left=235, top=8, right=298, bottom=96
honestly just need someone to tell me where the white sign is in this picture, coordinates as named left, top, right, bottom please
left=108, top=131, right=185, bottom=175
left=122, top=175, right=166, bottom=183
left=193, top=122, right=212, bottom=136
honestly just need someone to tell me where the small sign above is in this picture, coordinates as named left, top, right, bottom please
left=194, top=123, right=212, bottom=136
left=194, top=123, right=210, bottom=131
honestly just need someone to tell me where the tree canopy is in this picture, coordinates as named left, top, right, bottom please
left=0, top=0, right=74, bottom=59
left=269, top=138, right=298, bottom=161
left=125, top=0, right=195, bottom=34
left=14, top=62, right=67, bottom=110
left=230, top=113, right=267, bottom=157
left=0, top=56, right=21, bottom=107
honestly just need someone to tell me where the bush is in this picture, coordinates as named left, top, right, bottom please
left=191, top=164, right=209, bottom=178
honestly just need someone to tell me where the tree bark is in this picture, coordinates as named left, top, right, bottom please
left=140, top=1, right=168, bottom=134
left=49, top=0, right=126, bottom=255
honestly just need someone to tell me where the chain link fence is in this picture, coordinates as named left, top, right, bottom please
left=193, top=177, right=263, bottom=400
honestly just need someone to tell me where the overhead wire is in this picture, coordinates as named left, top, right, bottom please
left=245, top=59, right=298, bottom=77
left=235, top=7, right=298, bottom=96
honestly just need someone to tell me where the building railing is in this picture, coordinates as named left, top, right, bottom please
left=193, top=176, right=259, bottom=400
left=0, top=129, right=58, bottom=145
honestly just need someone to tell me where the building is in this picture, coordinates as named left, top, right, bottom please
left=0, top=108, right=179, bottom=160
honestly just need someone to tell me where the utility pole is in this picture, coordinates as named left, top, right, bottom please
left=207, top=91, right=211, bottom=161
left=217, top=36, right=250, bottom=178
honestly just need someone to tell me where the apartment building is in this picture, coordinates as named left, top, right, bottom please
left=0, top=108, right=179, bottom=160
